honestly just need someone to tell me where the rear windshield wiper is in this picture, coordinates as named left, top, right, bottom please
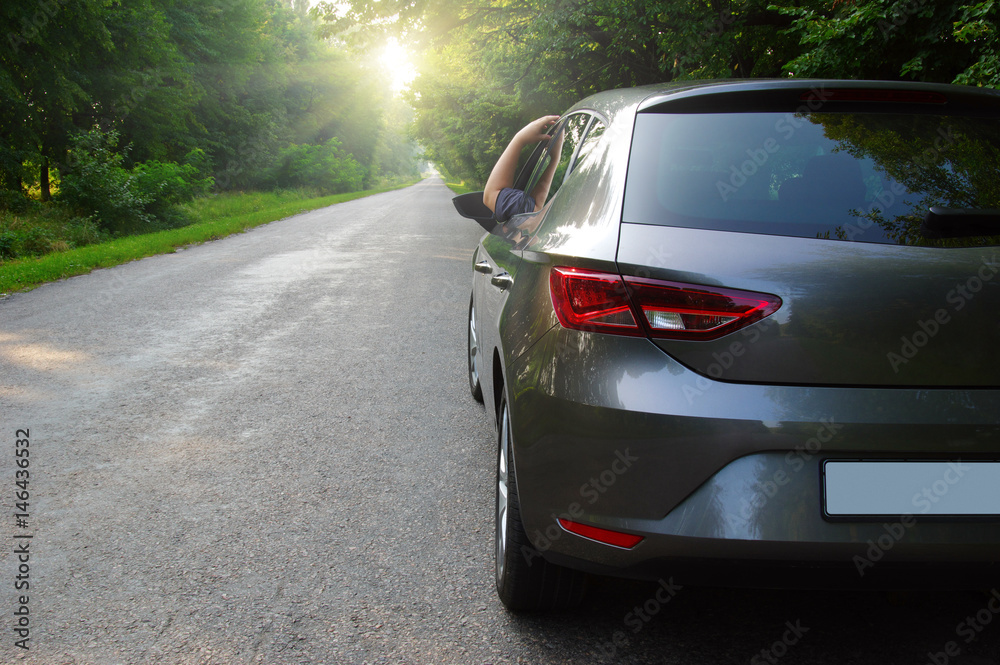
left=921, top=207, right=1000, bottom=239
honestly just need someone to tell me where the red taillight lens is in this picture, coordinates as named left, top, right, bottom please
left=558, top=519, right=643, bottom=549
left=549, top=267, right=644, bottom=336
left=550, top=267, right=781, bottom=341
left=625, top=276, right=782, bottom=341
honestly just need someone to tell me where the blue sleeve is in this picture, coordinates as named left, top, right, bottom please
left=493, top=187, right=537, bottom=222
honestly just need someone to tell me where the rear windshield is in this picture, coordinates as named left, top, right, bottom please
left=623, top=111, right=1000, bottom=246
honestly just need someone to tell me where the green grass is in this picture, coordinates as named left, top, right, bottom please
left=444, top=180, right=478, bottom=195
left=0, top=180, right=419, bottom=295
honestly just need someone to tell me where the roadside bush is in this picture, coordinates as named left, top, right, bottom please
left=0, top=189, right=30, bottom=214
left=0, top=148, right=31, bottom=213
left=0, top=230, right=16, bottom=259
left=265, top=138, right=366, bottom=195
left=60, top=131, right=214, bottom=235
left=59, top=129, right=153, bottom=235
left=0, top=223, right=59, bottom=259
left=132, top=152, right=214, bottom=228
left=0, top=205, right=107, bottom=260
left=64, top=216, right=107, bottom=248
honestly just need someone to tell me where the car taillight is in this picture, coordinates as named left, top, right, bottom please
left=550, top=267, right=781, bottom=341
left=626, top=275, right=782, bottom=340
left=548, top=267, right=645, bottom=336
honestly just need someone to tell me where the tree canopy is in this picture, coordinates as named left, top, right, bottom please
left=4, top=0, right=998, bottom=213
left=1, top=0, right=420, bottom=218
left=315, top=0, right=999, bottom=187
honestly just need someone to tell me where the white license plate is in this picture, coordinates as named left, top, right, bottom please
left=823, top=461, right=1000, bottom=516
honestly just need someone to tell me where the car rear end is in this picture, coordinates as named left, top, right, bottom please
left=508, top=80, right=1000, bottom=584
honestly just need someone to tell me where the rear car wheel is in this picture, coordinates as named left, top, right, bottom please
left=468, top=295, right=483, bottom=402
left=495, top=393, right=586, bottom=611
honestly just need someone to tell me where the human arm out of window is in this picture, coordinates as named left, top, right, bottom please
left=526, top=127, right=565, bottom=208
left=483, top=115, right=560, bottom=213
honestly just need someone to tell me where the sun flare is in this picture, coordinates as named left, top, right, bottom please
left=378, top=37, right=417, bottom=93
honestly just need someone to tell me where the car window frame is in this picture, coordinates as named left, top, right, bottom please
left=567, top=116, right=606, bottom=177
left=521, top=111, right=606, bottom=206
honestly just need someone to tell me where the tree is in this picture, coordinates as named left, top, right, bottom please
left=772, top=0, right=1000, bottom=86
left=314, top=0, right=797, bottom=186
left=2, top=0, right=420, bottom=211
left=1, top=0, right=114, bottom=201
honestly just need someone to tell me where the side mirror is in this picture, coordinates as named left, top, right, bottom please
left=452, top=192, right=497, bottom=232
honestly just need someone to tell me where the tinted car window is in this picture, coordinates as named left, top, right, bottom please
left=623, top=112, right=1000, bottom=247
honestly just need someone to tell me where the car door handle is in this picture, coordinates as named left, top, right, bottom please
left=491, top=272, right=513, bottom=290
left=474, top=260, right=493, bottom=274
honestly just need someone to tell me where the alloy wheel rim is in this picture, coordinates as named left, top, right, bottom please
left=495, top=404, right=509, bottom=584
left=469, top=303, right=480, bottom=388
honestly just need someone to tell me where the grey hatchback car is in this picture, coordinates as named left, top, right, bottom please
left=454, top=79, right=1000, bottom=611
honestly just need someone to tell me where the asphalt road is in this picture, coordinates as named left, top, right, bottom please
left=2, top=178, right=999, bottom=664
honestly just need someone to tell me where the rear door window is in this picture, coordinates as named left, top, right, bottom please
left=623, top=111, right=1000, bottom=247
left=525, top=112, right=598, bottom=205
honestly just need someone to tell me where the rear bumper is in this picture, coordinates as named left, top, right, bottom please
left=507, top=327, right=1000, bottom=579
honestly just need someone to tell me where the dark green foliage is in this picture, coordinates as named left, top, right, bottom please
left=0, top=0, right=421, bottom=217
left=0, top=208, right=105, bottom=261
left=266, top=139, right=366, bottom=195
left=132, top=153, right=214, bottom=227
left=59, top=130, right=213, bottom=235
left=0, top=227, right=51, bottom=260
left=58, top=130, right=153, bottom=235
left=0, top=189, right=30, bottom=214
left=772, top=0, right=1000, bottom=85
left=0, top=230, right=18, bottom=259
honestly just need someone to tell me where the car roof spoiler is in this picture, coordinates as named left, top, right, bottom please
left=922, top=207, right=1000, bottom=239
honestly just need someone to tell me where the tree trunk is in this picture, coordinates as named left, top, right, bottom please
left=40, top=156, right=50, bottom=202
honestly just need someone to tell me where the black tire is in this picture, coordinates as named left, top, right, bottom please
left=468, top=294, right=483, bottom=402
left=495, top=393, right=587, bottom=611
